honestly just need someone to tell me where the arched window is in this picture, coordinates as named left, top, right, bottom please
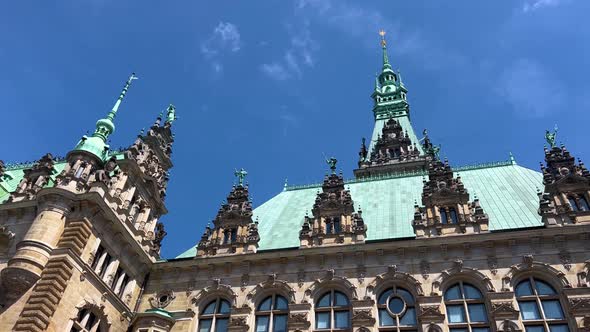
left=315, top=290, right=350, bottom=330
left=199, top=298, right=231, bottom=332
left=377, top=286, right=417, bottom=330
left=255, top=294, right=288, bottom=332
left=70, top=307, right=105, bottom=332
left=326, top=217, right=342, bottom=235
left=515, top=277, right=569, bottom=331
left=444, top=282, right=489, bottom=331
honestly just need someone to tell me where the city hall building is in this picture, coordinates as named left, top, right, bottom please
left=1, top=36, right=589, bottom=332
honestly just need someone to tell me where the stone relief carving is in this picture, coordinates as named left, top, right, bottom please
left=149, top=289, right=176, bottom=309
left=246, top=274, right=296, bottom=304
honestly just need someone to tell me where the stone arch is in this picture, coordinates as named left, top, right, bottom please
left=501, top=255, right=571, bottom=291
left=304, top=269, right=358, bottom=304
left=71, top=299, right=112, bottom=332
left=426, top=323, right=443, bottom=332
left=432, top=259, right=495, bottom=296
left=191, top=278, right=238, bottom=310
left=366, top=265, right=424, bottom=300
left=498, top=319, right=523, bottom=332
left=246, top=274, right=296, bottom=306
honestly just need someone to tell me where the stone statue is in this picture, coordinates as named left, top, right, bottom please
left=234, top=168, right=248, bottom=186
left=326, top=157, right=338, bottom=174
left=545, top=126, right=558, bottom=148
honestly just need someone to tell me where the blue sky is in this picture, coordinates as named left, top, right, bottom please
left=1, top=0, right=589, bottom=258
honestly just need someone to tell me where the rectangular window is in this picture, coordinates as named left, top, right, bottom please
left=400, top=307, right=416, bottom=325
left=111, top=266, right=123, bottom=290
left=467, top=303, right=487, bottom=322
left=315, top=312, right=330, bottom=329
left=541, top=300, right=564, bottom=319
left=334, top=311, right=349, bottom=329
left=99, top=253, right=111, bottom=278
left=447, top=305, right=466, bottom=323
left=524, top=326, right=544, bottom=332
left=273, top=314, right=287, bottom=332
left=118, top=274, right=129, bottom=297
left=255, top=316, right=269, bottom=332
left=198, top=318, right=212, bottom=332
left=91, top=246, right=104, bottom=269
left=215, top=318, right=228, bottom=332
left=548, top=325, right=569, bottom=332
left=519, top=301, right=541, bottom=320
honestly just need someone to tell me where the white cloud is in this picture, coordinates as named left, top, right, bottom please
left=497, top=59, right=566, bottom=117
left=523, top=0, right=566, bottom=12
left=260, top=63, right=291, bottom=81
left=260, top=20, right=318, bottom=81
left=201, top=22, right=241, bottom=75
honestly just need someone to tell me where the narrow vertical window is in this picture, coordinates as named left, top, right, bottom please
left=449, top=208, right=459, bottom=224
left=578, top=196, right=590, bottom=211
left=440, top=208, right=448, bottom=224
left=568, top=196, right=579, bottom=211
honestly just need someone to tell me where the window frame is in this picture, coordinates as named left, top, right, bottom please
left=314, top=289, right=351, bottom=331
left=255, top=294, right=289, bottom=332
left=377, top=285, right=418, bottom=331
left=70, top=307, right=105, bottom=332
left=198, top=298, right=232, bottom=332
left=515, top=277, right=570, bottom=331
left=444, top=282, right=490, bottom=332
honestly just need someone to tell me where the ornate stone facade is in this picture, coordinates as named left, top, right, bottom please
left=1, top=36, right=590, bottom=332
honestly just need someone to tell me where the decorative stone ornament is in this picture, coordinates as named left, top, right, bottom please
left=196, top=171, right=260, bottom=257
left=412, top=154, right=489, bottom=238
left=538, top=136, right=590, bottom=226
left=149, top=289, right=176, bottom=309
left=299, top=158, right=367, bottom=248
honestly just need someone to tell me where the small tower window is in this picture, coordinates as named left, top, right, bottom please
left=450, top=208, right=459, bottom=224
left=326, top=217, right=342, bottom=235
left=568, top=196, right=578, bottom=211
left=223, top=229, right=237, bottom=244
left=569, top=195, right=589, bottom=211
left=440, top=208, right=448, bottom=224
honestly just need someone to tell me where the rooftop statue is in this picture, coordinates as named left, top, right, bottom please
left=545, top=125, right=558, bottom=148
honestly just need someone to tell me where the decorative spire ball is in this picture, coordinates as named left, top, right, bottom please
left=379, top=29, right=387, bottom=47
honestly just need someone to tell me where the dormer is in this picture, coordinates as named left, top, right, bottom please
left=300, top=158, right=366, bottom=248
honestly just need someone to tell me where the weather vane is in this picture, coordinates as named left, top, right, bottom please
left=379, top=29, right=387, bottom=47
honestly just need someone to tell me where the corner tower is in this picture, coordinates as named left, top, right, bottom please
left=354, top=31, right=431, bottom=178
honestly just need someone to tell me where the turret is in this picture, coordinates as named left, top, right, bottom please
left=300, top=158, right=366, bottom=248
left=196, top=169, right=260, bottom=256
left=354, top=31, right=428, bottom=178
left=537, top=127, right=590, bottom=226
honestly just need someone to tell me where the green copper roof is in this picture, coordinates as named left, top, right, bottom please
left=0, top=152, right=125, bottom=203
left=0, top=162, right=67, bottom=203
left=176, top=162, right=543, bottom=258
left=72, top=73, right=138, bottom=162
left=145, top=308, right=173, bottom=319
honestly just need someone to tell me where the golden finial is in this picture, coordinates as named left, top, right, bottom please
left=379, top=30, right=386, bottom=47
